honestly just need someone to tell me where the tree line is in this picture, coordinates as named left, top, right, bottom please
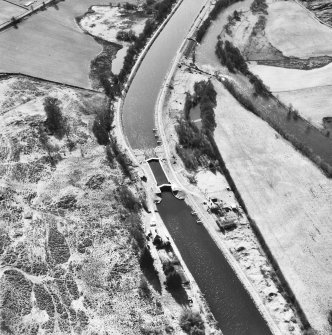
left=215, top=40, right=270, bottom=97
left=116, top=0, right=176, bottom=84
left=175, top=80, right=219, bottom=171
left=196, top=0, right=244, bottom=43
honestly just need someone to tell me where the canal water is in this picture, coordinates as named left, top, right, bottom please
left=122, top=1, right=273, bottom=332
left=122, top=0, right=209, bottom=149
left=158, top=191, right=272, bottom=335
left=148, top=160, right=169, bottom=185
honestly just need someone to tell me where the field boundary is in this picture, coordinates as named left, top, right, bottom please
left=293, top=0, right=332, bottom=29
left=0, top=0, right=57, bottom=32
left=0, top=73, right=101, bottom=93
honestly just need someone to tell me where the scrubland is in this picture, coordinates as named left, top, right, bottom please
left=0, top=75, right=185, bottom=334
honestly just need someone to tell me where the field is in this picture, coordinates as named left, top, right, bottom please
left=266, top=1, right=332, bottom=58
left=212, top=79, right=332, bottom=334
left=0, top=0, right=137, bottom=88
left=249, top=56, right=332, bottom=129
left=277, top=86, right=332, bottom=129
left=5, top=0, right=45, bottom=8
left=0, top=1, right=27, bottom=25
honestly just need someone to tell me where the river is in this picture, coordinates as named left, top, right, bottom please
left=122, top=0, right=273, bottom=334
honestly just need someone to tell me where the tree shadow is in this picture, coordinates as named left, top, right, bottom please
left=168, top=286, right=189, bottom=306
left=141, top=265, right=162, bottom=294
left=140, top=247, right=162, bottom=294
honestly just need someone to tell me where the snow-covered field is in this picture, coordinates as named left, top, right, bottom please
left=266, top=1, right=332, bottom=58
left=249, top=62, right=332, bottom=92
left=249, top=62, right=332, bottom=128
left=212, top=79, right=332, bottom=334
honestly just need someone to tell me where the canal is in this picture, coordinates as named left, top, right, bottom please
left=122, top=1, right=273, bottom=334
left=148, top=160, right=169, bottom=185
left=122, top=0, right=208, bottom=149
left=158, top=191, right=271, bottom=335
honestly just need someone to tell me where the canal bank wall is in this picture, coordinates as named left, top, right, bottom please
left=0, top=73, right=101, bottom=93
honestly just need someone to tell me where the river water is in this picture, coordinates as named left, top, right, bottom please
left=148, top=160, right=169, bottom=185
left=122, top=1, right=273, bottom=334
